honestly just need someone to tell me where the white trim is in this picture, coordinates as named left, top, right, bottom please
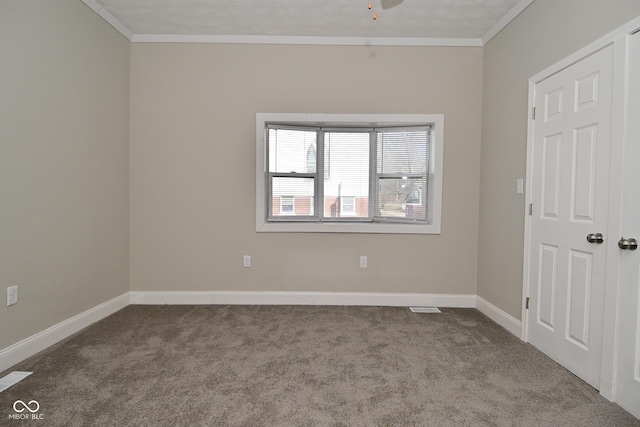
left=0, top=293, right=129, bottom=373
left=130, top=34, right=482, bottom=47
left=80, top=0, right=134, bottom=41
left=0, top=291, right=527, bottom=374
left=129, top=291, right=476, bottom=307
left=256, top=113, right=444, bottom=235
left=521, top=77, right=536, bottom=344
left=599, top=31, right=631, bottom=403
left=481, top=0, right=535, bottom=45
left=475, top=296, right=523, bottom=338
left=79, top=0, right=536, bottom=47
left=255, top=221, right=441, bottom=234
left=0, top=371, right=33, bottom=393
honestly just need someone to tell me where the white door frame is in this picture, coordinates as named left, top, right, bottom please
left=522, top=16, right=640, bottom=402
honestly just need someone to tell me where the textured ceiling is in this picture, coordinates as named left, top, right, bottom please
left=91, top=0, right=528, bottom=41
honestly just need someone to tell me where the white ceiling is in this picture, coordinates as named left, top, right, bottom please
left=83, top=0, right=535, bottom=45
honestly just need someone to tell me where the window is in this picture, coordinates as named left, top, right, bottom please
left=280, top=196, right=295, bottom=215
left=257, top=114, right=444, bottom=234
left=340, top=196, right=356, bottom=216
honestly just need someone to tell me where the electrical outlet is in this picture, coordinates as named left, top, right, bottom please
left=360, top=256, right=368, bottom=268
left=243, top=255, right=251, bottom=268
left=7, top=286, right=18, bottom=306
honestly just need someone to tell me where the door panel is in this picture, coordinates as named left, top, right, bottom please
left=567, top=249, right=591, bottom=349
left=575, top=72, right=599, bottom=110
left=542, top=134, right=562, bottom=218
left=545, top=88, right=564, bottom=120
left=528, top=45, right=613, bottom=389
left=538, top=243, right=558, bottom=330
left=572, top=125, right=597, bottom=221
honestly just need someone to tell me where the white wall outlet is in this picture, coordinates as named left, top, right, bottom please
left=516, top=178, right=524, bottom=194
left=360, top=256, right=368, bottom=268
left=243, top=255, right=251, bottom=268
left=7, top=286, right=18, bottom=306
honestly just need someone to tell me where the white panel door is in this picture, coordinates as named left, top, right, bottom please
left=615, top=31, right=640, bottom=419
left=528, top=45, right=614, bottom=389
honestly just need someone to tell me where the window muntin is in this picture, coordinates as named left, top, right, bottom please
left=256, top=113, right=443, bottom=234
left=266, top=124, right=429, bottom=224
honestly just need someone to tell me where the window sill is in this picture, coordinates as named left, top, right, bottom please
left=256, top=220, right=441, bottom=235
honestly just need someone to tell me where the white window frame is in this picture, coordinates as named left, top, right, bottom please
left=256, top=113, right=444, bottom=234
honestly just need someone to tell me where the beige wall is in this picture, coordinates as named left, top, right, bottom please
left=478, top=0, right=640, bottom=319
left=0, top=0, right=130, bottom=349
left=12, top=0, right=633, bottom=352
left=130, top=44, right=483, bottom=295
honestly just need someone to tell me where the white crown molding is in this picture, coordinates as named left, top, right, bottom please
left=81, top=0, right=134, bottom=41
left=80, top=0, right=533, bottom=47
left=481, top=0, right=535, bottom=45
left=0, top=293, right=129, bottom=373
left=130, top=34, right=483, bottom=47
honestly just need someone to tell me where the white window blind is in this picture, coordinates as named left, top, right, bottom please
left=375, top=127, right=429, bottom=222
left=268, top=127, right=316, bottom=219
left=324, top=131, right=370, bottom=220
left=266, top=124, right=430, bottom=224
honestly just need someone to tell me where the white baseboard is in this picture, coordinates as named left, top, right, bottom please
left=0, top=293, right=129, bottom=373
left=1, top=291, right=519, bottom=374
left=129, top=291, right=477, bottom=307
left=475, top=296, right=522, bottom=337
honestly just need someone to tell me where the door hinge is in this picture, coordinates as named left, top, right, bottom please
left=532, top=107, right=536, bottom=120
left=529, top=203, right=533, bottom=215
left=526, top=297, right=530, bottom=309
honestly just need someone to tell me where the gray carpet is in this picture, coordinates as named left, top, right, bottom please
left=1, top=305, right=638, bottom=426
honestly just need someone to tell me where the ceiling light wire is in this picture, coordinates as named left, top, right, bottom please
left=368, top=2, right=377, bottom=20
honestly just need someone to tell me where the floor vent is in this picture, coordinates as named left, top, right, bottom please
left=409, top=307, right=441, bottom=314
left=0, top=371, right=32, bottom=393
